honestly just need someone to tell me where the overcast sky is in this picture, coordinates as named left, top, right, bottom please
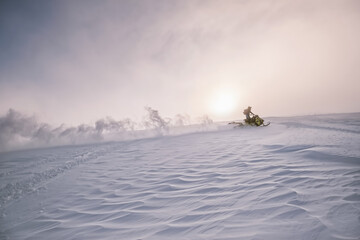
left=1, top=0, right=359, bottom=125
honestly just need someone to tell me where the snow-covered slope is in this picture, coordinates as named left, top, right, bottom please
left=1, top=113, right=359, bottom=240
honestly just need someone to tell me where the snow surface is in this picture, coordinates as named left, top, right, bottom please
left=0, top=113, right=359, bottom=240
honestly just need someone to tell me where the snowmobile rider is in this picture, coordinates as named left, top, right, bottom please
left=243, top=106, right=254, bottom=121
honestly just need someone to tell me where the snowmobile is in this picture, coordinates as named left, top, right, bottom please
left=228, top=114, right=270, bottom=127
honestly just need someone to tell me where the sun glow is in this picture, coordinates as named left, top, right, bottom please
left=210, top=90, right=238, bottom=116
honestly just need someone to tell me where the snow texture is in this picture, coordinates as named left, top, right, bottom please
left=0, top=113, right=359, bottom=240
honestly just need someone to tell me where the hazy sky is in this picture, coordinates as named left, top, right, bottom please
left=1, top=0, right=360, bottom=125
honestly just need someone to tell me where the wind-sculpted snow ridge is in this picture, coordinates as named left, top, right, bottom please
left=0, top=108, right=216, bottom=153
left=0, top=113, right=359, bottom=240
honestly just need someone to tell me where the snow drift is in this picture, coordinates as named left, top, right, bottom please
left=0, top=113, right=359, bottom=240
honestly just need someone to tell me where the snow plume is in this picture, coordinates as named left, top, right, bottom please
left=142, top=107, right=171, bottom=135
left=0, top=109, right=137, bottom=152
left=199, top=115, right=214, bottom=125
left=0, top=108, right=214, bottom=152
left=0, top=109, right=39, bottom=148
left=174, top=114, right=191, bottom=126
left=95, top=117, right=136, bottom=134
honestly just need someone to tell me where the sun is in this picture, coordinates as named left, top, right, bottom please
left=210, top=91, right=238, bottom=116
